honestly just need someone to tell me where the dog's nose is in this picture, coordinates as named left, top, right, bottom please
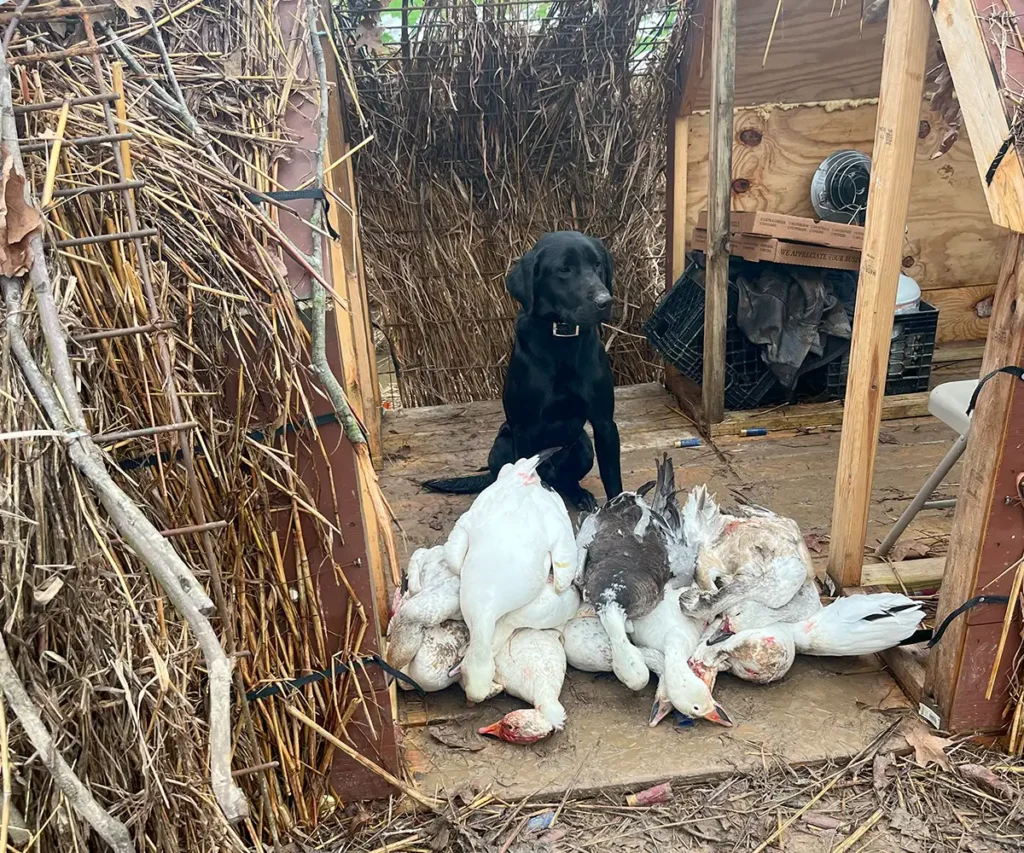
left=594, top=291, right=612, bottom=308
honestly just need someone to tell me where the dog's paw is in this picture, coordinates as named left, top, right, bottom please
left=573, top=488, right=598, bottom=513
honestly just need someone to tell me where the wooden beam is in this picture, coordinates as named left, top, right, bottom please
left=923, top=232, right=1024, bottom=733
left=663, top=0, right=708, bottom=423
left=324, top=32, right=384, bottom=465
left=714, top=390, right=930, bottom=436
left=701, top=0, right=735, bottom=425
left=930, top=0, right=1024, bottom=232
left=826, top=0, right=930, bottom=592
left=666, top=110, right=689, bottom=291
left=860, top=557, right=945, bottom=593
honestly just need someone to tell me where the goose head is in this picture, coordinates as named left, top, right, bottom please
left=479, top=709, right=560, bottom=745
left=649, top=662, right=732, bottom=728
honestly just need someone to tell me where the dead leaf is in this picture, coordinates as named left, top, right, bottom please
left=873, top=751, right=894, bottom=791
left=878, top=431, right=899, bottom=445
left=0, top=156, right=41, bottom=276
left=904, top=726, right=953, bottom=771
left=890, top=539, right=932, bottom=562
left=428, top=724, right=485, bottom=751
left=353, top=16, right=386, bottom=53
left=889, top=807, right=931, bottom=839
left=427, top=822, right=450, bottom=850
left=959, top=763, right=1016, bottom=800
left=33, top=576, right=64, bottom=604
left=223, top=48, right=244, bottom=79
left=803, top=531, right=828, bottom=553
left=801, top=812, right=844, bottom=830
left=112, top=0, right=154, bottom=18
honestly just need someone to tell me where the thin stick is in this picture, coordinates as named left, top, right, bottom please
left=284, top=705, right=440, bottom=810
left=985, top=553, right=1024, bottom=699
left=830, top=808, right=883, bottom=853
left=305, top=0, right=366, bottom=444
left=0, top=45, right=248, bottom=823
left=39, top=98, right=68, bottom=207
left=751, top=774, right=842, bottom=853
left=762, top=0, right=783, bottom=67
left=295, top=133, right=374, bottom=190
left=0, top=632, right=133, bottom=853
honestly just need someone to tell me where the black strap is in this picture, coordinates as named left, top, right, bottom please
left=900, top=594, right=1012, bottom=649
left=243, top=187, right=340, bottom=240
left=966, top=365, right=1024, bottom=416
left=986, top=134, right=1016, bottom=186
left=246, top=653, right=425, bottom=702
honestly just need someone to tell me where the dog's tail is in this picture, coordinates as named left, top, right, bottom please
left=421, top=472, right=495, bottom=494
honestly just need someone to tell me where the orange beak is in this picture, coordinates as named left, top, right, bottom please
left=704, top=704, right=733, bottom=727
left=478, top=720, right=504, bottom=738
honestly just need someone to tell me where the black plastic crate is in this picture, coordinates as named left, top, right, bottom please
left=644, top=258, right=786, bottom=411
left=826, top=300, right=939, bottom=398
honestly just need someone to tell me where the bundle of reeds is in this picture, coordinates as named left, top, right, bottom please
left=0, top=1, right=391, bottom=849
left=336, top=0, right=689, bottom=407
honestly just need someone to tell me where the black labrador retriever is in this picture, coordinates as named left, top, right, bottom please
left=422, top=231, right=623, bottom=510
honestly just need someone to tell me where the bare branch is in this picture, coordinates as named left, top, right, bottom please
left=0, top=46, right=248, bottom=823
left=0, top=559, right=133, bottom=852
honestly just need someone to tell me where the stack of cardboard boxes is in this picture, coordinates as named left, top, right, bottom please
left=692, top=210, right=865, bottom=271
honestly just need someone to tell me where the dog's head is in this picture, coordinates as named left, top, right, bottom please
left=505, top=231, right=613, bottom=326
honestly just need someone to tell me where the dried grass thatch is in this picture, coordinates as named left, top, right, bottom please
left=0, top=1, right=392, bottom=849
left=335, top=0, right=690, bottom=407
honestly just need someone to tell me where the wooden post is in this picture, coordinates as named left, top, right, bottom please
left=930, top=0, right=1024, bottom=233
left=663, top=0, right=709, bottom=424
left=324, top=35, right=384, bottom=465
left=825, top=0, right=930, bottom=592
left=701, top=0, right=734, bottom=425
left=922, top=232, right=1024, bottom=732
left=665, top=108, right=689, bottom=291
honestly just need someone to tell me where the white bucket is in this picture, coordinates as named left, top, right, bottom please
left=895, top=273, right=921, bottom=315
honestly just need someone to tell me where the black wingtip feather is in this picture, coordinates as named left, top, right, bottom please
left=420, top=473, right=495, bottom=494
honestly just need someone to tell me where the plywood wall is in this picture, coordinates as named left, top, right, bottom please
left=681, top=0, right=1006, bottom=343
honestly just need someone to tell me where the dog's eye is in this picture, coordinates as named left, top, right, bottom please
left=558, top=265, right=571, bottom=274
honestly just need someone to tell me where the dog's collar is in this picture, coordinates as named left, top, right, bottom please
left=552, top=321, right=580, bottom=337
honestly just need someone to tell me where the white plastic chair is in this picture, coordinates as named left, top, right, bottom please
left=874, top=378, right=978, bottom=558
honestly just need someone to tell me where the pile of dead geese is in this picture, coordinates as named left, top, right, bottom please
left=387, top=452, right=924, bottom=744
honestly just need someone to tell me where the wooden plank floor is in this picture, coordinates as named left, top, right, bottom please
left=379, top=368, right=974, bottom=798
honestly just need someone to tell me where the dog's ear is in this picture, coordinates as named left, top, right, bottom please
left=506, top=249, right=537, bottom=312
left=589, top=236, right=613, bottom=296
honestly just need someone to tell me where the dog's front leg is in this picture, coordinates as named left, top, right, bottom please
left=591, top=417, right=622, bottom=500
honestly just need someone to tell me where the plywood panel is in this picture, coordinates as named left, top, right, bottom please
left=927, top=283, right=994, bottom=342
left=691, top=0, right=894, bottom=109
left=685, top=100, right=1006, bottom=299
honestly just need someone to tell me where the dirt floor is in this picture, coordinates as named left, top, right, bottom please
left=331, top=731, right=1024, bottom=853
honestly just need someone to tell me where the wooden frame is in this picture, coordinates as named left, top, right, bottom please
left=701, top=0, right=735, bottom=425
left=825, top=0, right=930, bottom=592
left=921, top=233, right=1024, bottom=732
left=663, top=0, right=711, bottom=424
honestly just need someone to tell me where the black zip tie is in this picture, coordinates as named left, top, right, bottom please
left=244, top=187, right=340, bottom=240
left=246, top=653, right=425, bottom=702
left=966, top=365, right=1024, bottom=416
left=899, top=594, right=1012, bottom=648
left=985, top=134, right=1015, bottom=186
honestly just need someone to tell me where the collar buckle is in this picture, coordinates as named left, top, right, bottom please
left=552, top=322, right=580, bottom=338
